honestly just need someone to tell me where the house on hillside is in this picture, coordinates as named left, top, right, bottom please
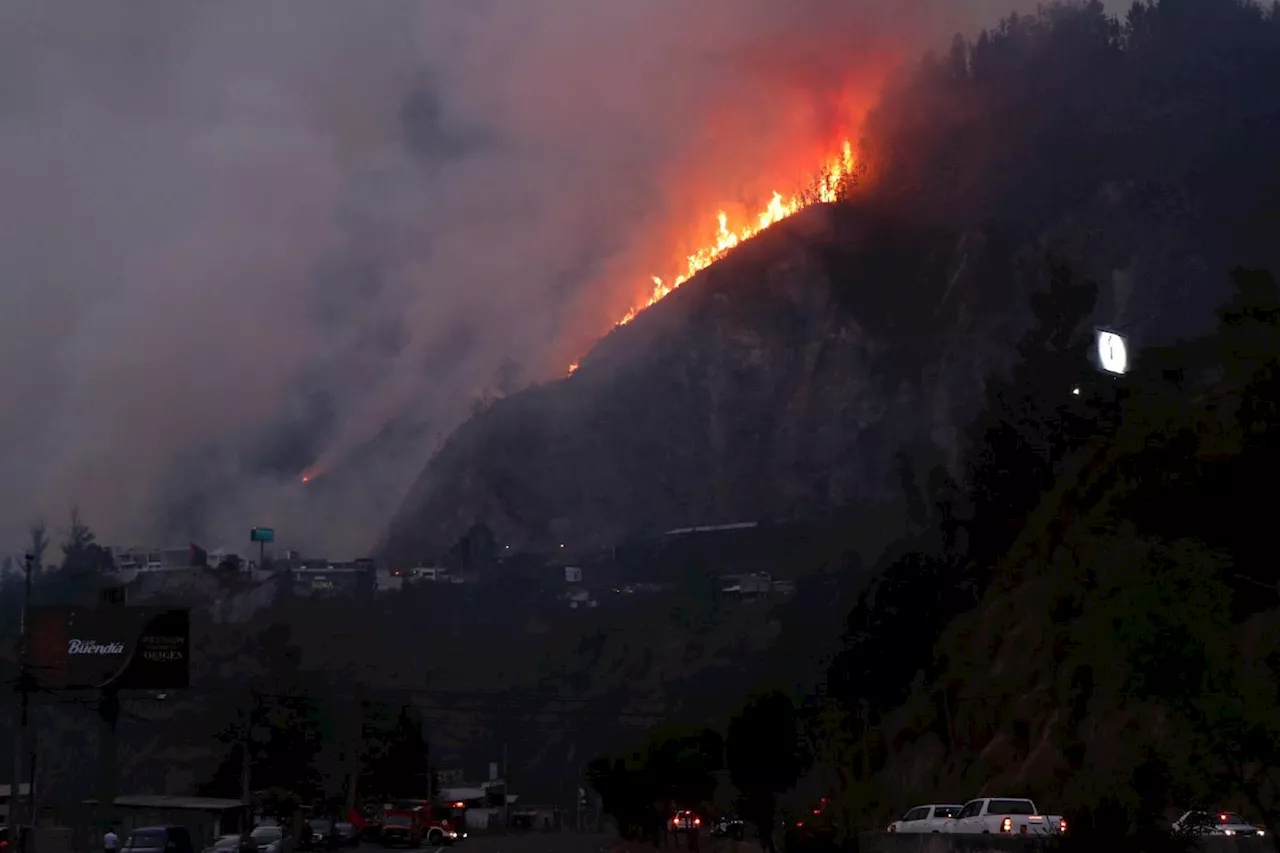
left=0, top=783, right=31, bottom=824
left=291, top=564, right=371, bottom=598
left=719, top=571, right=773, bottom=599
left=563, top=587, right=597, bottom=609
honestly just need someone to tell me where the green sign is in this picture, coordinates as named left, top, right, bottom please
left=249, top=527, right=275, bottom=543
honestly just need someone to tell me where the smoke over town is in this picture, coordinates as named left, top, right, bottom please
left=0, top=0, right=1053, bottom=556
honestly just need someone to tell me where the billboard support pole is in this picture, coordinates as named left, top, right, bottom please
left=10, top=553, right=33, bottom=842
left=239, top=699, right=252, bottom=832
left=95, top=687, right=120, bottom=828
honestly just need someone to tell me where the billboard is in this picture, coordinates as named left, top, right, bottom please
left=27, top=606, right=190, bottom=690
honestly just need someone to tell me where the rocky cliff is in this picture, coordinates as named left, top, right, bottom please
left=381, top=203, right=1023, bottom=565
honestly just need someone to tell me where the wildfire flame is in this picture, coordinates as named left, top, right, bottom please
left=567, top=139, right=857, bottom=376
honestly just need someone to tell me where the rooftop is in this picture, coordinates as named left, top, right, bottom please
left=82, top=795, right=245, bottom=811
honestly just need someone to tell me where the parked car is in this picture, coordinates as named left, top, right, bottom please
left=299, top=820, right=335, bottom=851
left=123, top=826, right=196, bottom=853
left=670, top=810, right=702, bottom=834
left=1173, top=811, right=1265, bottom=837
left=247, top=825, right=288, bottom=853
left=887, top=804, right=963, bottom=833
left=710, top=815, right=744, bottom=840
left=201, top=835, right=242, bottom=853
left=333, top=824, right=360, bottom=848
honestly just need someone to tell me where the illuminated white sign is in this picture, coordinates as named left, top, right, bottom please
left=68, top=639, right=125, bottom=655
left=1096, top=330, right=1128, bottom=375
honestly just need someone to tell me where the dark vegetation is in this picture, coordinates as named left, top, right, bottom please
left=588, top=255, right=1280, bottom=848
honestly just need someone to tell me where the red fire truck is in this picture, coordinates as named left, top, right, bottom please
left=389, top=801, right=466, bottom=846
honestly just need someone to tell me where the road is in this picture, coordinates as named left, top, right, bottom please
left=354, top=833, right=617, bottom=853
left=346, top=827, right=781, bottom=853
left=352, top=832, right=761, bottom=853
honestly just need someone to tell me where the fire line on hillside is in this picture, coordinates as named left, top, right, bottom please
left=567, top=139, right=858, bottom=376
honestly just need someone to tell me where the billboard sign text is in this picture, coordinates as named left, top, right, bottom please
left=27, top=607, right=190, bottom=690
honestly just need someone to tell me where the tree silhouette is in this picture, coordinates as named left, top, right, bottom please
left=29, top=522, right=49, bottom=571
left=359, top=702, right=430, bottom=801
left=588, top=726, right=722, bottom=842
left=964, top=259, right=1101, bottom=570
left=445, top=523, right=496, bottom=572
left=726, top=691, right=807, bottom=853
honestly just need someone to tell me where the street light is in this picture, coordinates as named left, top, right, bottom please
left=1096, top=329, right=1129, bottom=375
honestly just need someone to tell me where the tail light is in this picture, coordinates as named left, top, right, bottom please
left=672, top=818, right=679, bottom=827
left=1059, top=818, right=1067, bottom=833
left=1001, top=817, right=1012, bottom=833
left=694, top=818, right=701, bottom=827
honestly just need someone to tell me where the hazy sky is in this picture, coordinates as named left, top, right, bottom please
left=0, top=0, right=1065, bottom=557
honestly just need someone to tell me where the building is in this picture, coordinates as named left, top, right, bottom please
left=287, top=558, right=374, bottom=598
left=563, top=587, right=597, bottom=609
left=0, top=782, right=31, bottom=824
left=438, top=780, right=515, bottom=831
left=719, top=571, right=773, bottom=599
left=108, top=546, right=205, bottom=572
left=406, top=566, right=462, bottom=584
left=376, top=568, right=404, bottom=593
left=71, top=796, right=247, bottom=852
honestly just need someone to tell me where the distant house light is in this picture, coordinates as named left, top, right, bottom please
left=1096, top=329, right=1128, bottom=375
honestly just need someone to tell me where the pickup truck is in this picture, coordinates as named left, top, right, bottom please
left=945, top=798, right=1066, bottom=835
left=887, top=804, right=963, bottom=833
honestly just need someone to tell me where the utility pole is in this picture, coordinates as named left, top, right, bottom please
left=95, top=586, right=126, bottom=831
left=95, top=688, right=120, bottom=828
left=344, top=698, right=361, bottom=818
left=10, top=552, right=34, bottom=840
left=501, top=742, right=509, bottom=828
left=239, top=697, right=253, bottom=831
left=424, top=727, right=432, bottom=804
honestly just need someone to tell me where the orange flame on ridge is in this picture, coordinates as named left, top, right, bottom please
left=567, top=140, right=857, bottom=376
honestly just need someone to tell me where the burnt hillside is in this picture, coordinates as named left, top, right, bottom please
left=382, top=0, right=1280, bottom=567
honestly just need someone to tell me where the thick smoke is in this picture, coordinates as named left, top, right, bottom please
left=0, top=0, right=1051, bottom=556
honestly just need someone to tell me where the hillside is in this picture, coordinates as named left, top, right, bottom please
left=382, top=206, right=1002, bottom=563
left=383, top=0, right=1280, bottom=566
left=819, top=265, right=1280, bottom=840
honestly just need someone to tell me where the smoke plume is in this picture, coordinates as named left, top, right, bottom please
left=0, top=0, right=1053, bottom=556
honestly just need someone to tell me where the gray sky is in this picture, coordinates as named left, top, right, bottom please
left=0, top=0, right=1061, bottom=556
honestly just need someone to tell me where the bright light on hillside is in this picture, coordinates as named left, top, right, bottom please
left=1096, top=330, right=1129, bottom=375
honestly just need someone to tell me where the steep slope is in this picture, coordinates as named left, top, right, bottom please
left=381, top=204, right=1015, bottom=564
left=844, top=366, right=1280, bottom=833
